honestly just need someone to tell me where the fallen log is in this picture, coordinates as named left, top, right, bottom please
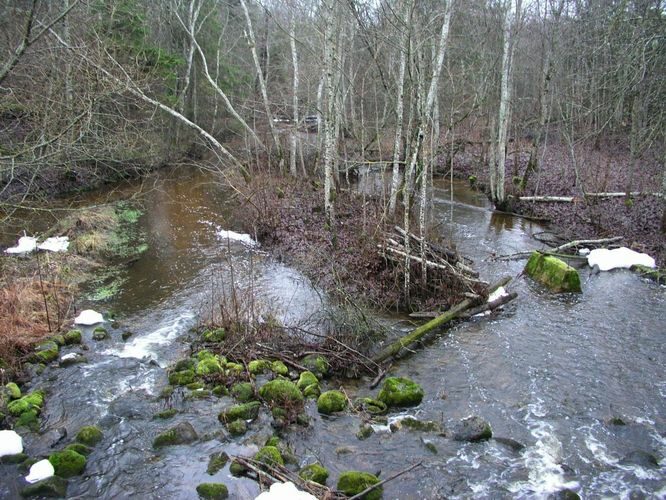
left=372, top=277, right=511, bottom=364
left=515, top=192, right=664, bottom=203
left=458, top=292, right=518, bottom=319
left=495, top=236, right=623, bottom=261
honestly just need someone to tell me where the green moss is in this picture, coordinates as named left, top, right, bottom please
left=20, top=476, right=68, bottom=498
left=15, top=409, right=39, bottom=430
left=76, top=425, right=103, bottom=446
left=468, top=175, right=478, bottom=187
left=299, top=463, right=329, bottom=485
left=117, top=206, right=142, bottom=224
left=154, top=409, right=178, bottom=419
left=301, top=355, right=329, bottom=378
left=169, top=369, right=196, bottom=386
left=212, top=385, right=229, bottom=397
left=196, top=357, right=223, bottom=376
left=225, top=362, right=243, bottom=375
left=174, top=359, right=195, bottom=372
left=337, top=471, right=382, bottom=500
left=296, top=371, right=318, bottom=390
left=356, top=424, right=374, bottom=440
left=303, top=384, right=321, bottom=399
left=1, top=452, right=28, bottom=464
left=7, top=390, right=44, bottom=416
left=271, top=360, right=289, bottom=376
left=400, top=417, right=442, bottom=432
left=227, top=419, right=247, bottom=436
left=92, top=327, right=109, bottom=341
left=196, top=482, right=229, bottom=499
left=525, top=252, right=582, bottom=293
left=254, top=446, right=284, bottom=466
left=196, top=350, right=216, bottom=361
left=206, top=452, right=229, bottom=475
left=187, top=389, right=211, bottom=399
left=202, top=328, right=226, bottom=342
left=160, top=386, right=175, bottom=399
left=354, top=397, right=387, bottom=415
left=377, top=377, right=424, bottom=408
left=259, top=379, right=304, bottom=407
left=218, top=401, right=261, bottom=423
left=33, top=341, right=59, bottom=363
left=229, top=460, right=246, bottom=476
left=65, top=443, right=93, bottom=456
left=631, top=264, right=666, bottom=285
left=317, top=390, right=347, bottom=415
left=248, top=359, right=271, bottom=375
left=50, top=335, right=66, bottom=347
left=5, top=382, right=21, bottom=400
left=231, top=382, right=255, bottom=402
left=152, top=422, right=198, bottom=448
left=48, top=449, right=86, bottom=477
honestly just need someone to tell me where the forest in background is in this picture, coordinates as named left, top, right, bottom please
left=1, top=0, right=665, bottom=233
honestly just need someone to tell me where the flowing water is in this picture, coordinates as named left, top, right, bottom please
left=1, top=168, right=664, bottom=499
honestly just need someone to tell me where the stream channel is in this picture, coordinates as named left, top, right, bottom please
left=2, top=167, right=664, bottom=499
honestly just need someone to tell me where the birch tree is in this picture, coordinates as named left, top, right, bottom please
left=322, top=0, right=339, bottom=228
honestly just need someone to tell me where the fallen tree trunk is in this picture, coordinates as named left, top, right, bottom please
left=495, top=236, right=623, bottom=261
left=458, top=292, right=517, bottom=319
left=372, top=277, right=512, bottom=364
left=516, top=192, right=664, bottom=203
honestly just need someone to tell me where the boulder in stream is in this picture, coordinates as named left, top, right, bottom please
left=452, top=415, right=492, bottom=442
left=259, top=380, right=303, bottom=407
left=63, top=330, right=82, bottom=345
left=525, top=252, right=581, bottom=293
left=619, top=450, right=660, bottom=468
left=20, top=476, right=68, bottom=498
left=300, top=355, right=329, bottom=378
left=153, top=422, right=198, bottom=447
left=377, top=377, right=424, bottom=408
left=218, top=401, right=261, bottom=423
left=48, top=449, right=86, bottom=477
left=75, top=425, right=103, bottom=446
left=195, top=482, right=229, bottom=499
left=298, top=463, right=329, bottom=485
left=336, top=471, right=382, bottom=500
left=317, top=390, right=347, bottom=415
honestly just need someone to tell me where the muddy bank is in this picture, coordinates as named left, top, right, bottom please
left=443, top=140, right=665, bottom=266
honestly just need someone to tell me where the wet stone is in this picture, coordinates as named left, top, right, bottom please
left=20, top=477, right=68, bottom=498
left=452, top=415, right=492, bottom=442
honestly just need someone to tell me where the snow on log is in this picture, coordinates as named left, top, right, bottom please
left=587, top=247, right=655, bottom=272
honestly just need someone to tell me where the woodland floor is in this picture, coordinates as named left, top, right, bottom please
left=446, top=139, right=665, bottom=266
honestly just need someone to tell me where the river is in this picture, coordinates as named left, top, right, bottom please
left=1, top=167, right=664, bottom=499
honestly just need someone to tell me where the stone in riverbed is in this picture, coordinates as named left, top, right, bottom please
left=48, top=449, right=86, bottom=477
left=300, top=355, right=329, bottom=378
left=5, top=382, right=21, bottom=400
left=253, top=446, right=284, bottom=466
left=206, top=452, right=229, bottom=475
left=298, top=463, right=329, bottom=485
left=525, top=252, right=581, bottom=293
left=377, top=377, right=424, bottom=408
left=452, top=415, right=492, bottom=442
left=248, top=359, right=271, bottom=375
left=230, top=382, right=255, bottom=403
left=218, top=401, right=261, bottom=423
left=196, top=357, right=223, bottom=375
left=168, top=369, right=196, bottom=386
left=63, top=329, right=82, bottom=345
left=227, top=419, right=247, bottom=436
left=353, top=397, right=387, bottom=415
left=296, top=371, right=318, bottom=390
left=65, top=443, right=93, bottom=456
left=619, top=450, right=659, bottom=468
left=20, top=476, right=68, bottom=498
left=336, top=471, right=382, bottom=500
left=196, top=482, right=229, bottom=499
left=259, top=379, right=303, bottom=407
left=75, top=425, right=103, bottom=446
left=33, top=341, right=59, bottom=363
left=153, top=422, right=198, bottom=447
left=7, top=390, right=44, bottom=416
left=317, top=390, right=347, bottom=415
left=92, top=327, right=109, bottom=341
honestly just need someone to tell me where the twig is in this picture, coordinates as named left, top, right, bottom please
left=369, top=362, right=392, bottom=389
left=348, top=461, right=423, bottom=500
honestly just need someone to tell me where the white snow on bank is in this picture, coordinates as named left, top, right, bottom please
left=587, top=247, right=655, bottom=272
left=218, top=229, right=258, bottom=247
left=25, top=459, right=54, bottom=483
left=0, top=430, right=23, bottom=456
left=37, top=236, right=69, bottom=252
left=74, top=309, right=104, bottom=325
left=5, top=236, right=37, bottom=254
left=255, top=481, right=317, bottom=500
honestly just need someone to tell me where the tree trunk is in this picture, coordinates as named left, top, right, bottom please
left=323, top=0, right=338, bottom=228
left=289, top=12, right=300, bottom=176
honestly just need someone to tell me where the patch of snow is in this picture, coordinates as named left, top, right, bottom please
left=218, top=229, right=258, bottom=247
left=38, top=236, right=69, bottom=252
left=0, top=430, right=23, bottom=456
left=578, top=247, right=590, bottom=256
left=488, top=286, right=509, bottom=303
left=25, top=459, right=54, bottom=483
left=74, top=309, right=104, bottom=325
left=587, top=247, right=655, bottom=272
left=60, top=353, right=80, bottom=361
left=5, top=236, right=37, bottom=254
left=255, top=481, right=317, bottom=500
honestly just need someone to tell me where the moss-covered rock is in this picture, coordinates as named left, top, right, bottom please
left=33, top=341, right=59, bottom=363
left=452, top=415, right=492, bottom=442
left=229, top=460, right=246, bottom=477
left=303, top=384, right=321, bottom=399
left=153, top=422, right=198, bottom=447
left=202, top=328, right=226, bottom=343
left=225, top=362, right=243, bottom=375
left=356, top=424, right=374, bottom=440
left=186, top=382, right=205, bottom=391
left=631, top=264, right=665, bottom=285
left=196, top=357, right=223, bottom=376
left=59, top=353, right=87, bottom=367
left=231, top=382, right=255, bottom=402
left=317, top=390, right=347, bottom=415
left=377, top=377, right=424, bottom=408
left=196, top=482, right=229, bottom=499
left=525, top=252, right=582, bottom=293
left=227, top=419, right=247, bottom=436
left=63, top=330, right=82, bottom=345
left=5, top=382, right=21, bottom=400
left=48, top=449, right=86, bottom=477
left=301, top=355, right=329, bottom=378
left=259, top=379, right=304, bottom=407
left=92, top=327, right=108, bottom=341
left=174, top=358, right=195, bottom=371
left=218, top=401, right=261, bottom=423
left=15, top=409, right=39, bottom=429
left=206, top=452, right=229, bottom=475
left=20, top=476, right=68, bottom=498
left=168, top=369, right=196, bottom=386
left=154, top=409, right=178, bottom=419
left=400, top=417, right=442, bottom=432
left=254, top=446, right=284, bottom=466
left=270, top=360, right=289, bottom=376
left=65, top=443, right=93, bottom=456
left=1, top=453, right=28, bottom=464
left=76, top=426, right=103, bottom=446
left=296, top=371, right=318, bottom=390
left=8, top=390, right=44, bottom=416
left=337, top=471, right=382, bottom=500
left=212, top=385, right=229, bottom=397
left=299, top=463, right=329, bottom=485
left=354, top=397, right=388, bottom=415
left=248, top=359, right=271, bottom=375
